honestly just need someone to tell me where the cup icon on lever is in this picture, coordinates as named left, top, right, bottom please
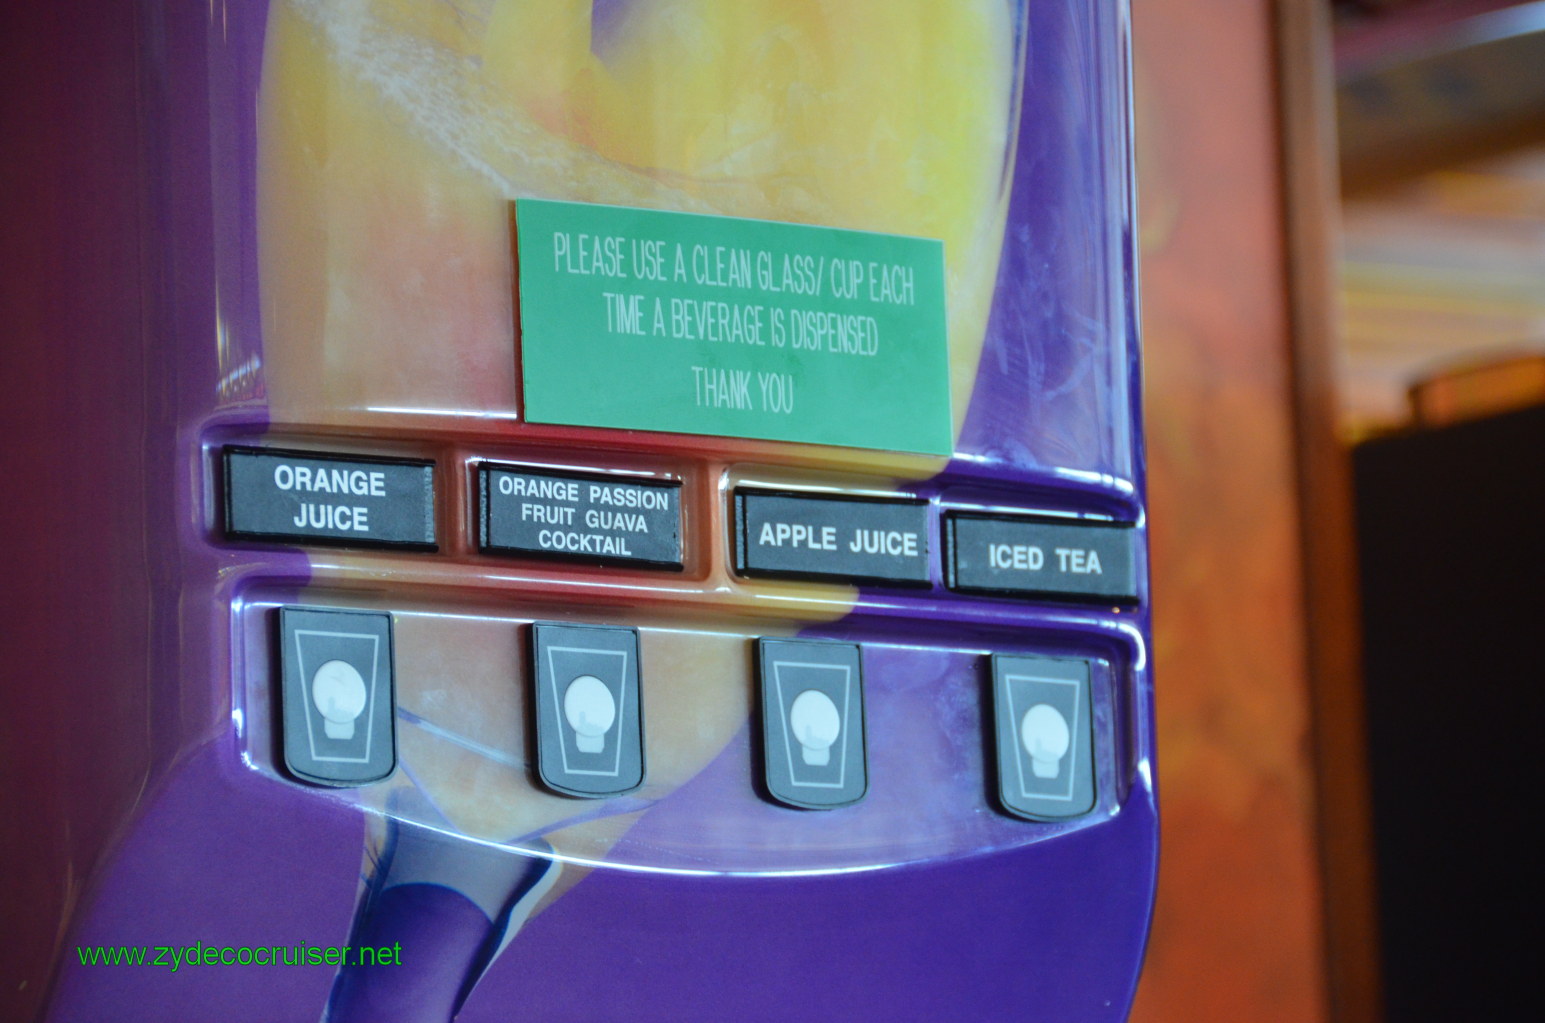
left=312, top=659, right=368, bottom=740
left=789, top=689, right=841, bottom=766
left=564, top=674, right=616, bottom=753
left=1021, top=704, right=1071, bottom=779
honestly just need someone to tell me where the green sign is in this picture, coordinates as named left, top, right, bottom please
left=515, top=200, right=952, bottom=455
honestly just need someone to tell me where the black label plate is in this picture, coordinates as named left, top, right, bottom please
left=480, top=466, right=682, bottom=568
left=224, top=447, right=436, bottom=550
left=946, top=513, right=1138, bottom=603
left=734, top=490, right=930, bottom=586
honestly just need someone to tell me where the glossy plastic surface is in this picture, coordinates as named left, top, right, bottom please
left=9, top=2, right=1154, bottom=1020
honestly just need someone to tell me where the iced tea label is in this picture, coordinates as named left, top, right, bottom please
left=946, top=513, right=1138, bottom=604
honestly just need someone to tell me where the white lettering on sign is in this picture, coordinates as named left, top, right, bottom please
left=633, top=238, right=667, bottom=281
left=755, top=251, right=824, bottom=296
left=520, top=503, right=575, bottom=525
left=690, top=366, right=795, bottom=415
left=499, top=475, right=580, bottom=501
left=584, top=509, right=649, bottom=533
left=587, top=484, right=669, bottom=510
left=490, top=472, right=673, bottom=555
left=273, top=464, right=386, bottom=497
left=757, top=371, right=794, bottom=414
left=603, top=292, right=648, bottom=336
left=552, top=230, right=628, bottom=278
left=847, top=529, right=919, bottom=558
left=292, top=503, right=369, bottom=532
left=757, top=521, right=837, bottom=551
left=527, top=202, right=951, bottom=456
left=669, top=297, right=765, bottom=345
left=829, top=257, right=864, bottom=299
left=787, top=308, right=879, bottom=356
left=989, top=543, right=1044, bottom=571
left=691, top=366, right=754, bottom=410
left=537, top=529, right=634, bottom=556
left=1055, top=547, right=1103, bottom=574
left=867, top=261, right=916, bottom=306
left=691, top=243, right=755, bottom=289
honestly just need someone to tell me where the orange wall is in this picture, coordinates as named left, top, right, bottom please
left=1130, top=2, right=1330, bottom=1019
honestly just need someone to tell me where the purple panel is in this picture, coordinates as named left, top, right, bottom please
left=45, top=744, right=359, bottom=1023
left=958, top=5, right=1140, bottom=486
left=466, top=803, right=1156, bottom=1023
left=40, top=739, right=1154, bottom=1022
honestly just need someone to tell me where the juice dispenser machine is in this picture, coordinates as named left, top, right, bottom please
left=6, top=1, right=1155, bottom=1019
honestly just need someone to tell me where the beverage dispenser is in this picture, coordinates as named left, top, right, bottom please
left=10, top=2, right=1155, bottom=1019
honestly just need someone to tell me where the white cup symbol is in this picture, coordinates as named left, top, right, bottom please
left=312, top=660, right=368, bottom=740
left=789, top=689, right=841, bottom=766
left=1021, top=704, right=1071, bottom=779
left=564, top=675, right=616, bottom=753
